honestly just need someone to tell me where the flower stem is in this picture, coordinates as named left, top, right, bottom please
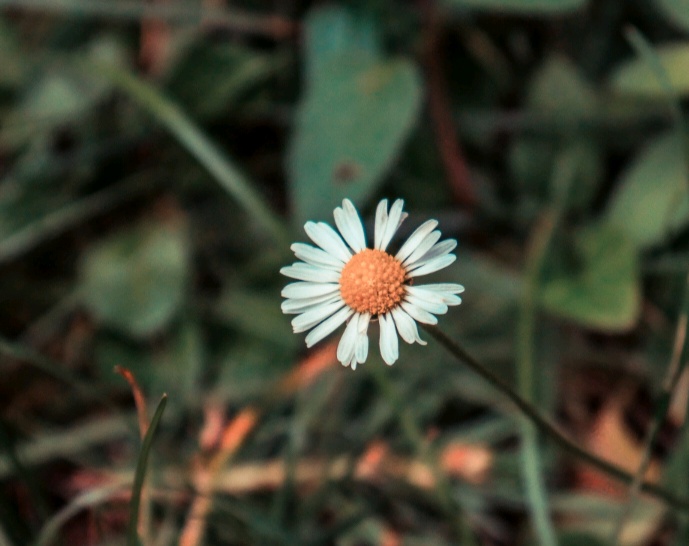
left=422, top=324, right=689, bottom=511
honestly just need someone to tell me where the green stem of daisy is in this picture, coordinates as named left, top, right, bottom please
left=422, top=325, right=689, bottom=512
left=367, top=363, right=467, bottom=537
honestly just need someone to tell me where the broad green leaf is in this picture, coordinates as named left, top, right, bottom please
left=606, top=131, right=689, bottom=248
left=79, top=220, right=190, bottom=337
left=656, top=0, right=689, bottom=33
left=442, top=0, right=587, bottom=14
left=304, top=6, right=377, bottom=82
left=541, top=224, right=640, bottom=330
left=287, top=6, right=422, bottom=224
left=611, top=42, right=689, bottom=97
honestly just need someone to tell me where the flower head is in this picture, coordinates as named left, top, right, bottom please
left=281, top=199, right=464, bottom=369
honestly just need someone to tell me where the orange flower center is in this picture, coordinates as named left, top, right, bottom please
left=339, top=249, right=406, bottom=315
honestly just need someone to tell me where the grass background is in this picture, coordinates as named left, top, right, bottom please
left=2, top=0, right=689, bottom=544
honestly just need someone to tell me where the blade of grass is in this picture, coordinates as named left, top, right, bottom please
left=127, top=394, right=167, bottom=546
left=518, top=210, right=556, bottom=546
left=0, top=415, right=131, bottom=480
left=0, top=171, right=160, bottom=265
left=610, top=28, right=689, bottom=545
left=33, top=484, right=128, bottom=546
left=85, top=62, right=290, bottom=247
left=514, top=145, right=583, bottom=545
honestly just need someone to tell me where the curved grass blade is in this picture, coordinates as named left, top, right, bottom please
left=127, top=394, right=167, bottom=546
left=87, top=63, right=289, bottom=247
left=33, top=484, right=127, bottom=546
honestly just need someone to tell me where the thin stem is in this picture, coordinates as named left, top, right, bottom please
left=611, top=270, right=689, bottom=542
left=422, top=325, right=689, bottom=511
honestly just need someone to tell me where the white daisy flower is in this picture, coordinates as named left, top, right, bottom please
left=280, top=199, right=464, bottom=369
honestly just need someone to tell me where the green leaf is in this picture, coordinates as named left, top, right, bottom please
left=541, top=224, right=640, bottom=330
left=79, top=220, right=190, bottom=337
left=304, top=6, right=377, bottom=82
left=287, top=6, right=422, bottom=224
left=526, top=55, right=597, bottom=118
left=611, top=42, right=689, bottom=97
left=605, top=131, right=689, bottom=248
left=655, top=0, right=689, bottom=33
left=442, top=0, right=587, bottom=14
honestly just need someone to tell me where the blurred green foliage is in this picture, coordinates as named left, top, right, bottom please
left=2, top=0, right=689, bottom=545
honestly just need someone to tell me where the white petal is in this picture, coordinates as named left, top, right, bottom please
left=379, top=313, right=399, bottom=365
left=396, top=220, right=439, bottom=263
left=417, top=283, right=465, bottom=295
left=292, top=300, right=346, bottom=333
left=378, top=199, right=405, bottom=251
left=281, top=293, right=342, bottom=314
left=355, top=332, right=369, bottom=364
left=404, top=231, right=441, bottom=267
left=337, top=315, right=360, bottom=364
left=401, top=301, right=438, bottom=325
left=305, top=306, right=354, bottom=348
left=334, top=199, right=366, bottom=252
left=406, top=285, right=455, bottom=306
left=282, top=282, right=339, bottom=299
left=304, top=222, right=353, bottom=263
left=410, top=239, right=457, bottom=266
left=405, top=293, right=448, bottom=315
left=408, top=254, right=457, bottom=277
left=391, top=307, right=426, bottom=345
left=357, top=312, right=371, bottom=333
left=280, top=263, right=341, bottom=283
left=350, top=360, right=357, bottom=370
left=408, top=284, right=462, bottom=306
left=374, top=199, right=389, bottom=250
left=354, top=312, right=371, bottom=364
left=291, top=243, right=344, bottom=269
